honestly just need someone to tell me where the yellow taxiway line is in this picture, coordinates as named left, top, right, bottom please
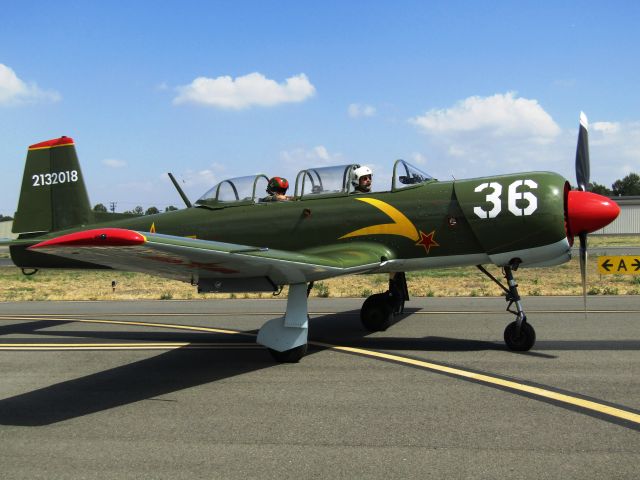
left=0, top=315, right=638, bottom=426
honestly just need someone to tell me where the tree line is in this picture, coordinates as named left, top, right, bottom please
left=92, top=204, right=179, bottom=215
left=591, top=173, right=640, bottom=196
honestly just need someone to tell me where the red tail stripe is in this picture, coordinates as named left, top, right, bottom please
left=29, top=136, right=75, bottom=149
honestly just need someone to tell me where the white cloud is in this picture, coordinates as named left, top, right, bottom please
left=592, top=121, right=620, bottom=134
left=170, top=163, right=229, bottom=190
left=280, top=145, right=344, bottom=167
left=348, top=103, right=376, bottom=118
left=102, top=158, right=127, bottom=168
left=0, top=64, right=60, bottom=105
left=173, top=72, right=315, bottom=109
left=407, top=92, right=571, bottom=181
left=410, top=92, right=560, bottom=141
left=408, top=92, right=640, bottom=188
left=589, top=120, right=640, bottom=183
left=411, top=152, right=428, bottom=165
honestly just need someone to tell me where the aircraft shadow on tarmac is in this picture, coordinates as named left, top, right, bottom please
left=0, top=310, right=637, bottom=426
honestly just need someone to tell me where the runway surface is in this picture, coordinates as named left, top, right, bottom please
left=0, top=296, right=638, bottom=479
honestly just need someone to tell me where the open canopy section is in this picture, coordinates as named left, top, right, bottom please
left=196, top=174, right=269, bottom=207
left=294, top=164, right=355, bottom=197
left=293, top=161, right=434, bottom=197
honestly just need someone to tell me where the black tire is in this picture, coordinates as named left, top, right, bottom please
left=268, top=344, right=308, bottom=363
left=360, top=293, right=394, bottom=332
left=504, top=320, right=536, bottom=352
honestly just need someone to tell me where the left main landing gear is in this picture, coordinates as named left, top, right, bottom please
left=360, top=272, right=409, bottom=332
left=268, top=344, right=308, bottom=363
left=477, top=261, right=536, bottom=352
left=257, top=283, right=310, bottom=363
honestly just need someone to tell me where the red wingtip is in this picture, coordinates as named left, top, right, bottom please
left=30, top=228, right=146, bottom=249
left=29, top=136, right=75, bottom=150
left=566, top=191, right=620, bottom=236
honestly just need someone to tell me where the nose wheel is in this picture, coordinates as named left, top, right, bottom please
left=504, top=319, right=536, bottom=351
left=477, top=261, right=536, bottom=352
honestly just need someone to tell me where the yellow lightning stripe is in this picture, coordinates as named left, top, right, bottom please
left=340, top=198, right=419, bottom=241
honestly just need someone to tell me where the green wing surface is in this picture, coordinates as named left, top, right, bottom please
left=0, top=238, right=39, bottom=247
left=29, top=228, right=395, bottom=285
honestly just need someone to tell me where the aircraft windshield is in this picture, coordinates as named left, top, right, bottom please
left=392, top=160, right=434, bottom=190
left=196, top=175, right=269, bottom=206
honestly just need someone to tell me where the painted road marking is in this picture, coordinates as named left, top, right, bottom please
left=0, top=342, right=259, bottom=350
left=0, top=316, right=638, bottom=428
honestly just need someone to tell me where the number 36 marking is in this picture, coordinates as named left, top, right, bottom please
left=473, top=179, right=538, bottom=219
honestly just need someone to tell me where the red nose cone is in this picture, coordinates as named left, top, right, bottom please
left=567, top=191, right=620, bottom=236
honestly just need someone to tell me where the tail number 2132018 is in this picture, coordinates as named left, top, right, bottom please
left=32, top=170, right=79, bottom=187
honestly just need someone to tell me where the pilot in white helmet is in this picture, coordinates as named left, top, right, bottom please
left=351, top=165, right=373, bottom=193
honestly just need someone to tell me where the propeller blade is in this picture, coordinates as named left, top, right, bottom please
left=579, top=231, right=588, bottom=314
left=575, top=111, right=590, bottom=191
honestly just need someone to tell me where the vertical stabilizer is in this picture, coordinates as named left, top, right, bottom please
left=12, top=136, right=91, bottom=234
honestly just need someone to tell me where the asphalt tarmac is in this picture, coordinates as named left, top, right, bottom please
left=0, top=296, right=638, bottom=479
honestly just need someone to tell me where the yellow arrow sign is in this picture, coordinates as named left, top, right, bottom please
left=598, top=256, right=640, bottom=275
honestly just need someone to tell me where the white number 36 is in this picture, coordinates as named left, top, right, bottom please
left=473, top=179, right=538, bottom=219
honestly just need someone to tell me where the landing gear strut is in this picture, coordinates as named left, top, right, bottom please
left=360, top=272, right=409, bottom=332
left=477, top=261, right=536, bottom=352
left=257, top=283, right=309, bottom=363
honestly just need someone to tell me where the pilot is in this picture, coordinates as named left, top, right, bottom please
left=352, top=165, right=373, bottom=193
left=262, top=176, right=291, bottom=202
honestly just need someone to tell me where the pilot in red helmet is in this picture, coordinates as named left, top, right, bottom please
left=262, top=176, right=291, bottom=202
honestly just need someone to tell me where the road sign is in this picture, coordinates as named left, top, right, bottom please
left=598, top=256, right=640, bottom=275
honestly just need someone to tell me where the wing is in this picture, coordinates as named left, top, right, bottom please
left=29, top=228, right=395, bottom=285
left=0, top=238, right=39, bottom=246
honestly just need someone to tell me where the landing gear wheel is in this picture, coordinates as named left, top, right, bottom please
left=360, top=293, right=394, bottom=332
left=504, top=320, right=536, bottom=352
left=268, top=343, right=308, bottom=363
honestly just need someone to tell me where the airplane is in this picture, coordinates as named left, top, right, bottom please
left=1, top=112, right=620, bottom=362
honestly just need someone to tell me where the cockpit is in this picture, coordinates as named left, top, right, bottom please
left=195, top=159, right=434, bottom=207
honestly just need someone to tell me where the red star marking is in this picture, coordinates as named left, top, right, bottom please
left=415, top=230, right=439, bottom=254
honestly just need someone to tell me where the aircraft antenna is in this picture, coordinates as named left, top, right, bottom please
left=168, top=173, right=193, bottom=208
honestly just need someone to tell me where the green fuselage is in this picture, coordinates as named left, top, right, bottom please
left=13, top=171, right=569, bottom=271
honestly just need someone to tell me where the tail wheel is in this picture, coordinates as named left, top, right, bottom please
left=360, top=293, right=394, bottom=332
left=504, top=320, right=536, bottom=352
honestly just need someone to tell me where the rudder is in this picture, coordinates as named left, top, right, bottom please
left=12, top=136, right=91, bottom=234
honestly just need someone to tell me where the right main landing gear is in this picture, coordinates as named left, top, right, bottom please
left=360, top=272, right=408, bottom=332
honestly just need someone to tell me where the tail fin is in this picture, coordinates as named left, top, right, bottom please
left=12, top=136, right=92, bottom=234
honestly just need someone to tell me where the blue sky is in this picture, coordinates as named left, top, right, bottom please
left=1, top=0, right=639, bottom=214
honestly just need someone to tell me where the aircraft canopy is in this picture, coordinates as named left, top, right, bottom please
left=195, top=160, right=434, bottom=206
